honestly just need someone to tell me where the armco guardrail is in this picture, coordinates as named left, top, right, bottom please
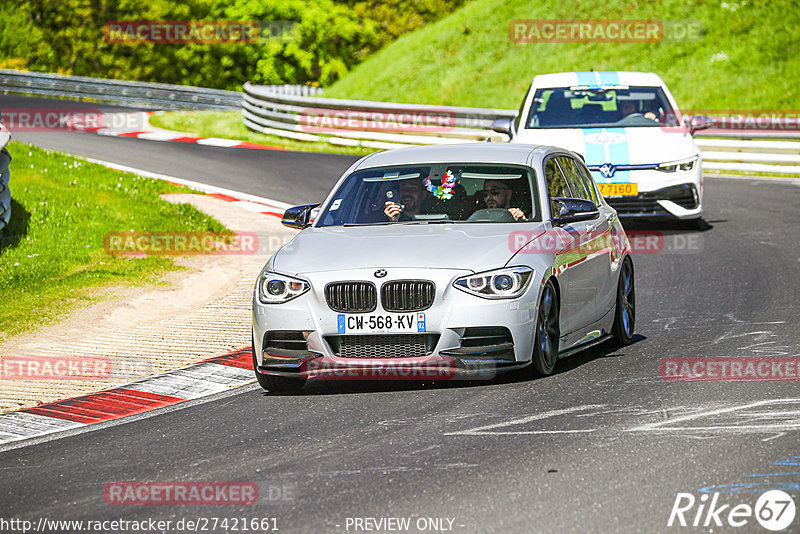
left=242, top=82, right=516, bottom=149
left=0, top=69, right=241, bottom=110
left=0, top=123, right=11, bottom=232
left=696, top=137, right=800, bottom=175
left=242, top=84, right=800, bottom=175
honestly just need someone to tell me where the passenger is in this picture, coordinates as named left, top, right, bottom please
left=384, top=178, right=427, bottom=221
left=481, top=180, right=527, bottom=221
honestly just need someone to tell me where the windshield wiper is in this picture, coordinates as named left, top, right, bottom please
left=342, top=222, right=394, bottom=227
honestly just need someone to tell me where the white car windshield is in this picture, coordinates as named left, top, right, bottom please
left=526, top=86, right=677, bottom=129
left=316, top=163, right=540, bottom=226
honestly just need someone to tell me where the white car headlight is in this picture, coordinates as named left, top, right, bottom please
left=657, top=156, right=698, bottom=173
left=453, top=267, right=533, bottom=299
left=259, top=272, right=310, bottom=304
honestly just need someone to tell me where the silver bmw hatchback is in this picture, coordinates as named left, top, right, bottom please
left=252, top=143, right=635, bottom=392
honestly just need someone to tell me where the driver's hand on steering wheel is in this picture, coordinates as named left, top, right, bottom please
left=508, top=208, right=527, bottom=221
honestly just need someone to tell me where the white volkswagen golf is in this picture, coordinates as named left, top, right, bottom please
left=495, top=71, right=712, bottom=226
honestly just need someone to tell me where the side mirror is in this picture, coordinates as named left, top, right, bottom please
left=551, top=198, right=599, bottom=225
left=490, top=117, right=513, bottom=136
left=686, top=115, right=714, bottom=135
left=281, top=203, right=320, bottom=229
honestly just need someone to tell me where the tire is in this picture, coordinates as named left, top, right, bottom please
left=251, top=338, right=306, bottom=393
left=611, top=258, right=635, bottom=346
left=528, top=279, right=560, bottom=378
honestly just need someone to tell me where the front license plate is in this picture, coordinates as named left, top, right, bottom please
left=337, top=313, right=426, bottom=334
left=598, top=183, right=638, bottom=196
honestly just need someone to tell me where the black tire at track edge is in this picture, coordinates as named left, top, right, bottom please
left=527, top=278, right=560, bottom=378
left=611, top=257, right=635, bottom=346
left=251, top=336, right=306, bottom=393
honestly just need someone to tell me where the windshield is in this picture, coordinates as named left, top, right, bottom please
left=316, top=163, right=540, bottom=227
left=526, top=86, right=677, bottom=129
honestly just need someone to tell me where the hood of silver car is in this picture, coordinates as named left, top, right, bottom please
left=272, top=223, right=547, bottom=275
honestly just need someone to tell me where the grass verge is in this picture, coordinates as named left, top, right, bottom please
left=149, top=111, right=376, bottom=157
left=324, top=0, right=800, bottom=111
left=0, top=142, right=227, bottom=342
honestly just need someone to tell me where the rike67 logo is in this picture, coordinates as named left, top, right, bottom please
left=668, top=490, right=796, bottom=531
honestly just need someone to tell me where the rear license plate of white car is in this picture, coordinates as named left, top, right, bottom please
left=598, top=183, right=638, bottom=196
left=337, top=313, right=426, bottom=334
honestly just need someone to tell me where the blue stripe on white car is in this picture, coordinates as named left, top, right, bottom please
left=583, top=128, right=632, bottom=183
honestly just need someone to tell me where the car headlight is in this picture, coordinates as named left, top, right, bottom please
left=657, top=157, right=698, bottom=173
left=453, top=267, right=533, bottom=299
left=259, top=272, right=310, bottom=304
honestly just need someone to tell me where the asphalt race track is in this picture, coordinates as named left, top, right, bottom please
left=2, top=96, right=800, bottom=533
left=0, top=95, right=358, bottom=204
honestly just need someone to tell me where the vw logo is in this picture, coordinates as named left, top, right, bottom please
left=374, top=269, right=387, bottom=278
left=599, top=163, right=617, bottom=178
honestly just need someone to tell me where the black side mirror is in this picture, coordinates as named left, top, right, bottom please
left=490, top=117, right=513, bottom=136
left=551, top=198, right=599, bottom=225
left=282, top=203, right=320, bottom=229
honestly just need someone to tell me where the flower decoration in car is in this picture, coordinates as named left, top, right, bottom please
left=424, top=170, right=457, bottom=199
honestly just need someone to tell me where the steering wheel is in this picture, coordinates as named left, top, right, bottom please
left=466, top=208, right=517, bottom=223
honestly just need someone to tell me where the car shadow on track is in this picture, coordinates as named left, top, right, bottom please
left=0, top=199, right=31, bottom=252
left=621, top=217, right=715, bottom=233
left=259, top=334, right=648, bottom=396
left=550, top=333, right=647, bottom=377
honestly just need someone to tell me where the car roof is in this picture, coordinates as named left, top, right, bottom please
left=352, top=143, right=555, bottom=170
left=530, top=71, right=666, bottom=88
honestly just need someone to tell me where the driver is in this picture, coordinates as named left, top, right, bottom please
left=384, top=178, right=427, bottom=222
left=620, top=101, right=657, bottom=121
left=481, top=180, right=527, bottom=221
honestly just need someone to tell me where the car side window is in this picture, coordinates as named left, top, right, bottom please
left=544, top=158, right=571, bottom=216
left=556, top=156, right=593, bottom=204
left=577, top=162, right=601, bottom=206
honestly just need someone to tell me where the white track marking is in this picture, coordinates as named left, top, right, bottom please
left=0, top=412, right=84, bottom=444
left=81, top=156, right=293, bottom=210
left=124, top=362, right=252, bottom=400
left=196, top=137, right=242, bottom=147
left=629, top=399, right=800, bottom=433
left=443, top=404, right=605, bottom=436
left=135, top=132, right=183, bottom=141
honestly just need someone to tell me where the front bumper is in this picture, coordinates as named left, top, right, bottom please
left=606, top=183, right=701, bottom=219
left=591, top=163, right=703, bottom=220
left=253, top=267, right=542, bottom=380
left=256, top=353, right=529, bottom=381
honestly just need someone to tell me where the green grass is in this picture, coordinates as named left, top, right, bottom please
left=148, top=111, right=375, bottom=156
left=0, top=142, right=227, bottom=341
left=324, top=0, right=800, bottom=110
